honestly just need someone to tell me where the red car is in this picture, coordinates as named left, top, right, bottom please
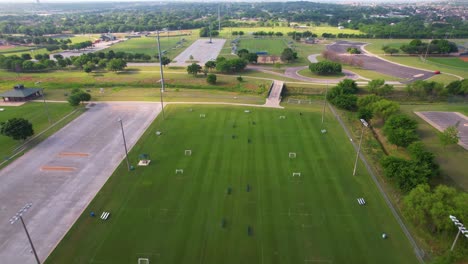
left=434, top=70, right=441, bottom=74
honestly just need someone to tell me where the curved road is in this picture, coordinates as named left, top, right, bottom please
left=327, top=40, right=434, bottom=83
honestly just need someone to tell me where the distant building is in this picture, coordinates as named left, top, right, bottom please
left=0, top=84, right=43, bottom=102
left=100, top=34, right=116, bottom=41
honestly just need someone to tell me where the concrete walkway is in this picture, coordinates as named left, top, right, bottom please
left=264, top=81, right=284, bottom=108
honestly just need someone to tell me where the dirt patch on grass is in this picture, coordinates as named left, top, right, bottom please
left=459, top=57, right=468, bottom=62
left=0, top=45, right=16, bottom=50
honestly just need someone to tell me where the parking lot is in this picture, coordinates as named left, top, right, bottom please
left=0, top=102, right=161, bottom=263
left=327, top=41, right=435, bottom=83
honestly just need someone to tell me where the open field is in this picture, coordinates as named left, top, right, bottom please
left=220, top=26, right=363, bottom=38
left=426, top=57, right=468, bottom=69
left=47, top=105, right=418, bottom=264
left=400, top=103, right=468, bottom=190
left=0, top=69, right=271, bottom=97
left=238, top=38, right=287, bottom=55
left=0, top=102, right=77, bottom=164
left=105, top=35, right=196, bottom=59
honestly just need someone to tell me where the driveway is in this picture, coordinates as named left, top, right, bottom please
left=0, top=102, right=161, bottom=263
left=327, top=41, right=435, bottom=83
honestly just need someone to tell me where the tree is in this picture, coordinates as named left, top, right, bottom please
left=21, top=53, right=32, bottom=60
left=280, top=48, right=297, bottom=62
left=106, top=58, right=127, bottom=72
left=383, top=114, right=419, bottom=147
left=206, top=73, right=217, bottom=84
left=204, top=60, right=216, bottom=71
left=369, top=99, right=399, bottom=120
left=187, top=63, right=202, bottom=76
left=382, top=46, right=399, bottom=56
left=68, top=90, right=91, bottom=106
left=381, top=156, right=431, bottom=192
left=309, top=61, right=342, bottom=75
left=160, top=56, right=171, bottom=67
left=438, top=125, right=459, bottom=147
left=0, top=118, right=34, bottom=140
left=331, top=94, right=357, bottom=111
left=347, top=47, right=361, bottom=54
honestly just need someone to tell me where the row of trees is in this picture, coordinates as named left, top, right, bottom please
left=405, top=79, right=468, bottom=100
left=399, top=39, right=458, bottom=55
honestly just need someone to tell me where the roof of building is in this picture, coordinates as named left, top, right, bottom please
left=0, top=87, right=42, bottom=98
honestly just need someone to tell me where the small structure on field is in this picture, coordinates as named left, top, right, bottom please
left=0, top=84, right=43, bottom=102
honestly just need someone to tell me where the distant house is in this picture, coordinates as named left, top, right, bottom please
left=100, top=34, right=116, bottom=41
left=0, top=84, right=43, bottom=102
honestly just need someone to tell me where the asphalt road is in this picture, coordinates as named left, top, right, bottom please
left=327, top=41, right=435, bottom=83
left=0, top=102, right=161, bottom=263
left=171, top=38, right=226, bottom=67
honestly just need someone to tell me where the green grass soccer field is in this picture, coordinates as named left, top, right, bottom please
left=237, top=38, right=288, bottom=55
left=46, top=105, right=418, bottom=264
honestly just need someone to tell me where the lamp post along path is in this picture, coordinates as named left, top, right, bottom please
left=449, top=215, right=468, bottom=251
left=118, top=118, right=130, bottom=171
left=156, top=31, right=166, bottom=119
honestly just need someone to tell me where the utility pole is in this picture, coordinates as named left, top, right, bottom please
left=218, top=5, right=221, bottom=32
left=40, top=87, right=51, bottom=124
left=118, top=118, right=130, bottom=171
left=156, top=31, right=166, bottom=119
left=353, top=119, right=369, bottom=176
left=10, top=203, right=40, bottom=264
left=321, top=82, right=328, bottom=124
left=209, top=24, right=213, bottom=44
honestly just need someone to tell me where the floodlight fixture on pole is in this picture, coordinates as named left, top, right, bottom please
left=156, top=31, right=166, bottom=119
left=118, top=118, right=131, bottom=171
left=321, top=81, right=328, bottom=124
left=218, top=5, right=221, bottom=32
left=9, top=203, right=41, bottom=264
left=353, top=118, right=369, bottom=176
left=449, top=215, right=468, bottom=251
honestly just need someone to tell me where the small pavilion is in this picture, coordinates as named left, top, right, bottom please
left=0, top=84, right=43, bottom=102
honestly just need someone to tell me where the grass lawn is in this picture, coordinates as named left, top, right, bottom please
left=105, top=35, right=197, bottom=60
left=400, top=103, right=468, bottom=190
left=426, top=57, right=468, bottom=69
left=238, top=38, right=287, bottom=55
left=0, top=69, right=271, bottom=98
left=46, top=105, right=418, bottom=264
left=0, top=102, right=78, bottom=162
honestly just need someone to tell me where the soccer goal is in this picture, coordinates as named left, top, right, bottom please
left=200, top=114, right=206, bottom=118
left=138, top=258, right=149, bottom=264
left=175, top=169, right=184, bottom=174
left=292, top=172, right=301, bottom=177
left=185, top=150, right=192, bottom=156
left=289, top=152, right=296, bottom=158
left=279, top=115, right=286, bottom=119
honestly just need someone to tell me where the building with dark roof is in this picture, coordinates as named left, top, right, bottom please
left=0, top=84, right=43, bottom=102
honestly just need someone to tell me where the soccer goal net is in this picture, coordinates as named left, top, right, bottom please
left=138, top=258, right=149, bottom=264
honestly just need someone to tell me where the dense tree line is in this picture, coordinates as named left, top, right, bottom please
left=398, top=39, right=458, bottom=55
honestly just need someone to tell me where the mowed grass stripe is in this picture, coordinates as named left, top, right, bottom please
left=46, top=105, right=418, bottom=264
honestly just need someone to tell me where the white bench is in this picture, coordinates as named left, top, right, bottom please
left=100, top=211, right=110, bottom=220
left=357, top=198, right=366, bottom=205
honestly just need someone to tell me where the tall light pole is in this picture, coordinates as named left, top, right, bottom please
left=321, top=81, right=328, bottom=124
left=353, top=118, right=369, bottom=176
left=9, top=203, right=40, bottom=264
left=40, top=88, right=51, bottom=124
left=118, top=118, right=130, bottom=171
left=209, top=24, right=213, bottom=44
left=156, top=31, right=166, bottom=119
left=449, top=215, right=468, bottom=251
left=218, top=4, right=221, bottom=32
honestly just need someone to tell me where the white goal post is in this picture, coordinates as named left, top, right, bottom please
left=200, top=114, right=206, bottom=118
left=289, top=152, right=296, bottom=158
left=138, top=258, right=149, bottom=264
left=175, top=169, right=184, bottom=174
left=279, top=115, right=286, bottom=119
left=185, top=150, right=192, bottom=156
left=292, top=172, right=301, bottom=177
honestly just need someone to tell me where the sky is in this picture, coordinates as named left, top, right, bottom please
left=0, top=0, right=437, bottom=2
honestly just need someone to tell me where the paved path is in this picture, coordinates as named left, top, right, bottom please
left=264, top=81, right=284, bottom=108
left=327, top=41, right=434, bottom=83
left=0, top=102, right=161, bottom=264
